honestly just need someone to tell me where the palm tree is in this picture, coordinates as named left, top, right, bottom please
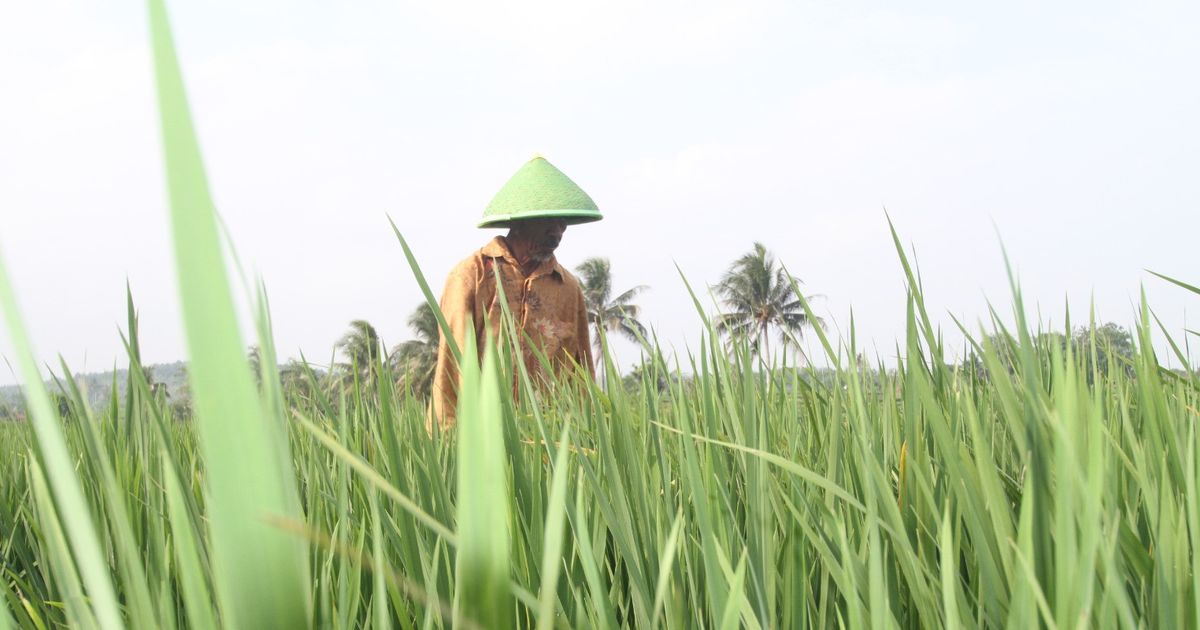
left=575, top=257, right=649, bottom=374
left=715, top=242, right=820, bottom=362
left=336, top=320, right=384, bottom=387
left=279, top=359, right=319, bottom=401
left=389, top=303, right=440, bottom=397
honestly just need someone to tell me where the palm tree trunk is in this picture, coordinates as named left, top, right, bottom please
left=597, top=354, right=607, bottom=389
left=593, top=329, right=606, bottom=389
left=760, top=322, right=771, bottom=367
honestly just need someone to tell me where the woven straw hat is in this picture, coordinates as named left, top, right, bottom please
left=478, top=155, right=603, bottom=228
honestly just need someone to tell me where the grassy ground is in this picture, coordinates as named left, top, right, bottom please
left=0, top=282, right=1197, bottom=628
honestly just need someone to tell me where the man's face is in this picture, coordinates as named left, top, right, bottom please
left=513, top=218, right=567, bottom=262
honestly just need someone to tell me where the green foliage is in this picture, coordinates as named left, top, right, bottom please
left=451, top=328, right=513, bottom=629
left=0, top=401, right=21, bottom=422
left=389, top=303, right=439, bottom=398
left=1, top=252, right=1198, bottom=627
left=335, top=320, right=386, bottom=390
left=576, top=257, right=649, bottom=357
left=279, top=359, right=323, bottom=404
left=959, top=322, right=1137, bottom=384
left=0, top=361, right=189, bottom=413
left=623, top=359, right=669, bottom=393
left=148, top=0, right=310, bottom=625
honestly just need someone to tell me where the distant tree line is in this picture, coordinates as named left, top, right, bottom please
left=957, top=322, right=1139, bottom=384
left=3, top=243, right=1183, bottom=423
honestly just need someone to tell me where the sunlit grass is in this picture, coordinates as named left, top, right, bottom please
left=2, top=260, right=1197, bottom=628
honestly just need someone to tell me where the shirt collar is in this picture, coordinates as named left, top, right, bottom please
left=480, top=236, right=564, bottom=281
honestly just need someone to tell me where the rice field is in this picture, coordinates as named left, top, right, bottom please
left=2, top=257, right=1198, bottom=629
left=1, top=2, right=1197, bottom=628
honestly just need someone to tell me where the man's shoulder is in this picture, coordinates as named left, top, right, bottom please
left=451, top=250, right=486, bottom=273
left=441, top=247, right=490, bottom=290
left=451, top=239, right=503, bottom=273
left=554, top=264, right=582, bottom=291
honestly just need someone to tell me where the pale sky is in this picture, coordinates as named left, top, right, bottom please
left=2, top=1, right=1198, bottom=384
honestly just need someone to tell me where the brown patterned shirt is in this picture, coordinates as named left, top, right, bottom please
left=429, top=236, right=593, bottom=428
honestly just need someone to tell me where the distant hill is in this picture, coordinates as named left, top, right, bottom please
left=0, top=361, right=190, bottom=415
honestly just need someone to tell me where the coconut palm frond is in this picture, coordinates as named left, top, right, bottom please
left=610, top=285, right=649, bottom=307
left=714, top=243, right=821, bottom=361
left=388, top=303, right=440, bottom=397
left=575, top=257, right=650, bottom=381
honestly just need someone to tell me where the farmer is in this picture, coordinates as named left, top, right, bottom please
left=429, top=156, right=599, bottom=429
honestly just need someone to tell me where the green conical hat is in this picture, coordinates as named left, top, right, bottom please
left=478, top=156, right=603, bottom=228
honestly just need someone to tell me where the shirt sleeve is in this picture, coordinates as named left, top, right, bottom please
left=429, top=260, right=478, bottom=430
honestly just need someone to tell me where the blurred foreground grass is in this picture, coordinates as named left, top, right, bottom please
left=1, top=279, right=1197, bottom=628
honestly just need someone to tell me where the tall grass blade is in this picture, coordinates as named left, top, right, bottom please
left=453, top=331, right=513, bottom=629
left=535, top=426, right=573, bottom=630
left=369, top=491, right=392, bottom=630
left=0, top=254, right=122, bottom=630
left=388, top=219, right=461, bottom=362
left=1148, top=270, right=1200, bottom=296
left=0, top=588, right=11, bottom=630
left=27, top=458, right=100, bottom=630
left=162, top=453, right=219, bottom=630
left=146, top=1, right=310, bottom=626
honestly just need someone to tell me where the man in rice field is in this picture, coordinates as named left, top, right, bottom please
left=428, top=156, right=598, bottom=429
